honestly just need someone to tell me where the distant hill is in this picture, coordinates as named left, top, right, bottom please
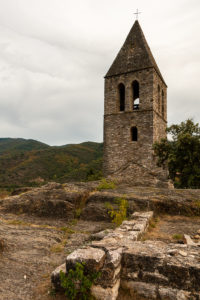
left=0, top=138, right=49, bottom=154
left=0, top=138, right=103, bottom=189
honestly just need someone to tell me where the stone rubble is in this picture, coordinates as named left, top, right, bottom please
left=51, top=211, right=200, bottom=300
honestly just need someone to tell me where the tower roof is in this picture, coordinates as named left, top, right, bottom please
left=105, top=20, right=166, bottom=85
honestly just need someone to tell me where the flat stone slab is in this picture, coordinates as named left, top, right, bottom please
left=66, top=246, right=106, bottom=272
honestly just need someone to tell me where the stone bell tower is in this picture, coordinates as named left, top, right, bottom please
left=103, top=20, right=169, bottom=187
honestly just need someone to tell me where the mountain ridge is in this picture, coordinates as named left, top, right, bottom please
left=0, top=138, right=103, bottom=189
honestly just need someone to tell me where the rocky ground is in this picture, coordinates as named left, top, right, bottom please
left=0, top=211, right=112, bottom=300
left=0, top=182, right=200, bottom=299
left=143, top=215, right=200, bottom=244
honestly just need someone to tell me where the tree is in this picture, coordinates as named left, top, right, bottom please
left=153, top=119, right=200, bottom=188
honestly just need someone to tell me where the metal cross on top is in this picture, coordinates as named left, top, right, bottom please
left=134, top=9, right=141, bottom=20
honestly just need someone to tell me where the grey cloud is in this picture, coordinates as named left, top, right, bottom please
left=0, top=0, right=199, bottom=145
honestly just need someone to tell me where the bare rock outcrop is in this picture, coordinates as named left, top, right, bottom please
left=0, top=182, right=96, bottom=218
left=81, top=186, right=200, bottom=220
left=1, top=182, right=200, bottom=220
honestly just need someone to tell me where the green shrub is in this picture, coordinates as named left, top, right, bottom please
left=172, top=233, right=183, bottom=240
left=194, top=200, right=200, bottom=208
left=75, top=208, right=82, bottom=219
left=106, top=197, right=128, bottom=226
left=97, top=178, right=116, bottom=191
left=60, top=262, right=100, bottom=300
left=153, top=119, right=200, bottom=188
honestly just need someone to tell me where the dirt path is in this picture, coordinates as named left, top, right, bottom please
left=0, top=212, right=110, bottom=300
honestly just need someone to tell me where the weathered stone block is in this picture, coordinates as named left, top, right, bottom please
left=132, top=211, right=154, bottom=220
left=122, top=241, right=200, bottom=292
left=97, top=248, right=123, bottom=288
left=121, top=281, right=198, bottom=300
left=91, top=279, right=120, bottom=300
left=51, top=263, right=66, bottom=291
left=91, top=229, right=114, bottom=241
left=121, top=280, right=157, bottom=299
left=66, top=247, right=106, bottom=273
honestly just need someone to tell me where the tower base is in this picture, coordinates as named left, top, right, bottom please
left=105, top=160, right=173, bottom=189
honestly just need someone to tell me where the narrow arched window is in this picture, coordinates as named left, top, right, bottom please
left=132, top=80, right=140, bottom=110
left=158, top=85, right=160, bottom=112
left=131, top=126, right=138, bottom=141
left=118, top=83, right=125, bottom=111
left=162, top=90, right=164, bottom=117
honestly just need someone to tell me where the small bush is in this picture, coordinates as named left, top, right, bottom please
left=97, top=178, right=116, bottom=191
left=106, top=197, right=128, bottom=226
left=172, top=233, right=183, bottom=240
left=60, top=262, right=99, bottom=300
left=75, top=208, right=82, bottom=219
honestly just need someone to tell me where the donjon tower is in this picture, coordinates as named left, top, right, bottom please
left=103, top=20, right=169, bottom=187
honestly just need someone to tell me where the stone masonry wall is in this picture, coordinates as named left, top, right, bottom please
left=51, top=211, right=200, bottom=300
left=104, top=68, right=154, bottom=115
left=103, top=67, right=168, bottom=187
left=153, top=70, right=167, bottom=143
left=51, top=211, right=154, bottom=299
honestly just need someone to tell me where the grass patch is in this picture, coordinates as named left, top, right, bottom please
left=70, top=219, right=78, bottom=226
left=75, top=208, right=82, bottom=219
left=97, top=178, right=116, bottom=191
left=7, top=219, right=29, bottom=226
left=172, top=233, right=184, bottom=240
left=50, top=244, right=65, bottom=253
left=50, top=226, right=75, bottom=253
left=149, top=217, right=159, bottom=229
left=149, top=221, right=156, bottom=228
left=59, top=227, right=75, bottom=234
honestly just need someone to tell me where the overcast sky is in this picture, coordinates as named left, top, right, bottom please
left=0, top=0, right=199, bottom=145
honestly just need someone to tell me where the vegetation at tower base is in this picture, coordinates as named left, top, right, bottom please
left=0, top=138, right=103, bottom=190
left=153, top=119, right=200, bottom=188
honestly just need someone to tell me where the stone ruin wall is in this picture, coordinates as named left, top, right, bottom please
left=52, top=211, right=200, bottom=300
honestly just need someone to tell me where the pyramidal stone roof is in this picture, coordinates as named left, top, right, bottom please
left=105, top=20, right=166, bottom=85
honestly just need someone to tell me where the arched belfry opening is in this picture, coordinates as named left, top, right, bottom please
left=118, top=83, right=125, bottom=111
left=162, top=90, right=164, bottom=117
left=131, top=126, right=138, bottom=141
left=158, top=85, right=160, bottom=112
left=132, top=80, right=140, bottom=110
